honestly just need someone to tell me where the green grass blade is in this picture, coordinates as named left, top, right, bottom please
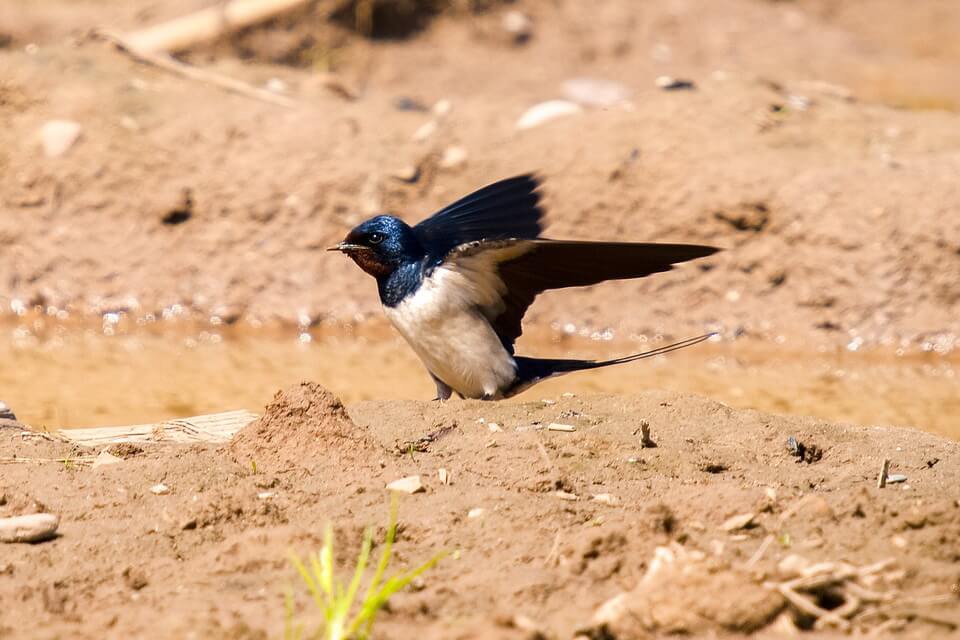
left=357, top=552, right=446, bottom=634
left=342, top=527, right=373, bottom=615
left=364, top=495, right=400, bottom=602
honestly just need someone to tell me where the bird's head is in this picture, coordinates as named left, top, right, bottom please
left=328, top=215, right=423, bottom=278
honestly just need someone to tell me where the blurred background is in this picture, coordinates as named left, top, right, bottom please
left=1, top=0, right=958, bottom=433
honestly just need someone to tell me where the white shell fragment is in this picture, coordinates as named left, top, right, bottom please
left=515, top=100, right=583, bottom=130
left=412, top=120, right=437, bottom=141
left=438, top=468, right=450, bottom=485
left=439, top=145, right=468, bottom=169
left=0, top=513, right=60, bottom=543
left=386, top=475, right=425, bottom=494
left=40, top=120, right=82, bottom=157
left=502, top=10, right=533, bottom=43
left=547, top=423, right=576, bottom=432
left=554, top=490, right=578, bottom=501
left=468, top=507, right=485, bottom=519
left=721, top=512, right=756, bottom=531
left=592, top=493, right=620, bottom=506
left=563, top=77, right=631, bottom=107
left=150, top=484, right=170, bottom=495
left=0, top=400, right=15, bottom=421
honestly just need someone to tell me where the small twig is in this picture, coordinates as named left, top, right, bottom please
left=95, top=29, right=298, bottom=108
left=845, top=581, right=893, bottom=604
left=543, top=530, right=562, bottom=567
left=877, top=458, right=890, bottom=488
left=867, top=618, right=907, bottom=636
left=0, top=456, right=96, bottom=465
left=778, top=584, right=851, bottom=630
left=744, top=534, right=774, bottom=570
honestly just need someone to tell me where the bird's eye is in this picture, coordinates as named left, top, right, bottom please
left=368, top=232, right=385, bottom=245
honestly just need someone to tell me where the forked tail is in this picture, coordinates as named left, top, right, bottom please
left=506, top=332, right=716, bottom=397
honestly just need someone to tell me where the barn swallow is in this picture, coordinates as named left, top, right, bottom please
left=330, top=175, right=719, bottom=400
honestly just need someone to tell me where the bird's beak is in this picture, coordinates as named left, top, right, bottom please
left=327, top=242, right=365, bottom=253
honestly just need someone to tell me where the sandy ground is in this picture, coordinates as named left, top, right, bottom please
left=2, top=1, right=960, bottom=638
left=3, top=382, right=960, bottom=639
left=2, top=0, right=960, bottom=351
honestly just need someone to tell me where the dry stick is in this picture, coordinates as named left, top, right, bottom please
left=778, top=584, right=851, bottom=630
left=877, top=458, right=890, bottom=488
left=744, top=534, right=775, bottom=570
left=123, top=0, right=315, bottom=53
left=543, top=530, right=562, bottom=568
left=96, top=29, right=298, bottom=108
left=0, top=456, right=96, bottom=465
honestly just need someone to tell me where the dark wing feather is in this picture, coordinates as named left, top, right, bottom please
left=412, top=175, right=544, bottom=263
left=491, top=240, right=720, bottom=351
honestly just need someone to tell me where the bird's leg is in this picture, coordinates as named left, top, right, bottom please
left=430, top=373, right=453, bottom=403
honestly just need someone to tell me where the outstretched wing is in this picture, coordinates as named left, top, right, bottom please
left=412, top=174, right=544, bottom=264
left=440, top=239, right=720, bottom=353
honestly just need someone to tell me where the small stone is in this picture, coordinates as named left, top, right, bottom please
left=0, top=401, right=16, bottom=421
left=903, top=507, right=926, bottom=529
left=386, top=475, right=425, bottom=494
left=721, top=512, right=756, bottom=531
left=891, top=535, right=907, bottom=549
left=180, top=518, right=197, bottom=531
left=886, top=474, right=907, bottom=484
left=257, top=491, right=275, bottom=500
left=122, top=566, right=149, bottom=590
left=501, top=10, right=533, bottom=44
left=797, top=495, right=834, bottom=520
left=432, top=99, right=452, bottom=118
left=468, top=507, right=485, bottom=519
left=439, top=145, right=467, bottom=169
left=592, top=493, right=619, bottom=506
left=120, top=115, right=140, bottom=131
left=547, top=423, right=576, bottom=432
left=393, top=96, right=429, bottom=112
left=265, top=77, right=288, bottom=94
left=412, top=120, right=437, bottom=141
left=777, top=554, right=810, bottom=577
left=92, top=450, right=123, bottom=469
left=541, top=399, right=556, bottom=406
left=149, top=484, right=170, bottom=495
left=488, top=422, right=503, bottom=433
left=655, top=76, right=696, bottom=91
left=438, top=468, right=450, bottom=485
left=561, top=392, right=575, bottom=398
left=40, top=120, right=81, bottom=157
left=554, top=490, right=578, bottom=501
left=0, top=513, right=60, bottom=543
left=515, top=100, right=583, bottom=130
left=388, top=165, right=420, bottom=183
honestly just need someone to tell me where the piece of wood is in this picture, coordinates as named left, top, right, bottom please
left=96, top=29, right=298, bottom=108
left=0, top=513, right=60, bottom=543
left=59, top=409, right=258, bottom=446
left=877, top=458, right=890, bottom=488
left=122, top=0, right=316, bottom=54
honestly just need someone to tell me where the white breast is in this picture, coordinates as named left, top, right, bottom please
left=383, top=265, right=518, bottom=399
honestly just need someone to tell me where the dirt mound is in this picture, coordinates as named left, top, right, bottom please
left=230, top=381, right=377, bottom=470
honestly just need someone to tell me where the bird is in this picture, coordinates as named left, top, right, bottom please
left=329, top=174, right=720, bottom=400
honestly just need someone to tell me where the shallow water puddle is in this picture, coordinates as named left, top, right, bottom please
left=2, top=322, right=958, bottom=440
